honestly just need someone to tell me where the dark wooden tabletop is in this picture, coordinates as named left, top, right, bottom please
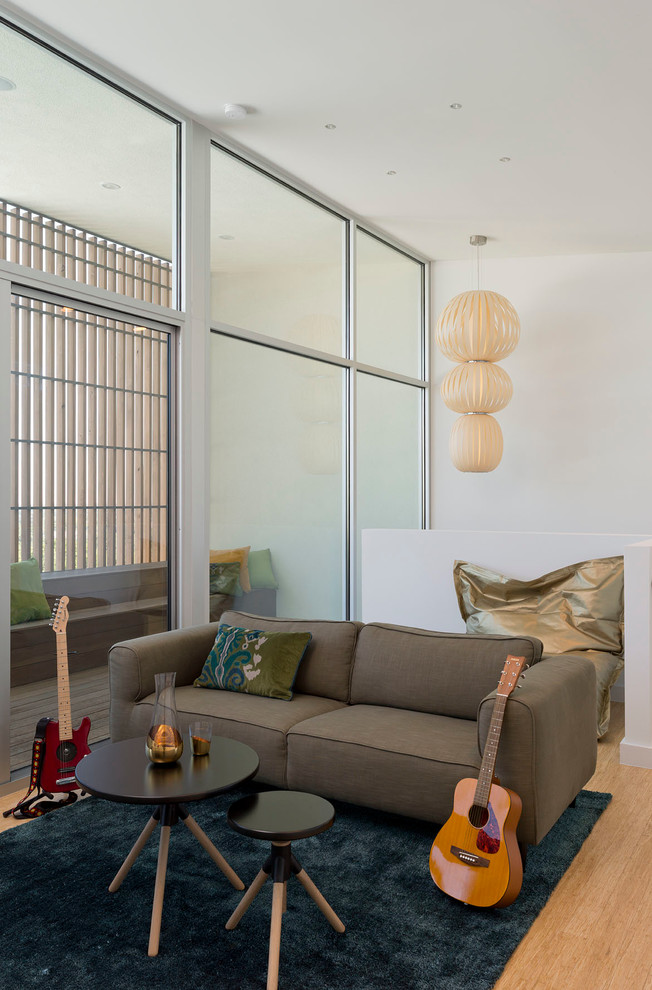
left=228, top=790, right=335, bottom=841
left=75, top=735, right=259, bottom=805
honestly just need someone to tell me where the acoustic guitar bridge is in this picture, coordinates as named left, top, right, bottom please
left=450, top=845, right=490, bottom=868
left=56, top=776, right=78, bottom=787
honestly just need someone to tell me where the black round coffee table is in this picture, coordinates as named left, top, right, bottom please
left=226, top=791, right=345, bottom=990
left=76, top=735, right=259, bottom=957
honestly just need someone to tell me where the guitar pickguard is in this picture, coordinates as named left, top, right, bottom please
left=477, top=801, right=501, bottom=854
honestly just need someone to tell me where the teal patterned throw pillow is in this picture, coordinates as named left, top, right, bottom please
left=194, top=623, right=312, bottom=701
left=209, top=561, right=243, bottom=597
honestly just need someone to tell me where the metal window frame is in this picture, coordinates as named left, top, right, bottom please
left=208, top=144, right=430, bottom=621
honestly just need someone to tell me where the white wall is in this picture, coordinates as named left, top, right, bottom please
left=431, top=251, right=652, bottom=533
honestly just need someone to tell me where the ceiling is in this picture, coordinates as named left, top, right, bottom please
left=2, top=0, right=652, bottom=261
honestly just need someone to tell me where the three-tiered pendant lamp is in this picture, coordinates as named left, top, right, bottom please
left=435, top=235, right=520, bottom=472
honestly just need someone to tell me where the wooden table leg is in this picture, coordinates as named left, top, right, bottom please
left=267, top=882, right=285, bottom=990
left=295, top=868, right=345, bottom=932
left=109, top=815, right=158, bottom=893
left=226, top=868, right=269, bottom=930
left=148, top=824, right=171, bottom=957
left=182, top=813, right=245, bottom=890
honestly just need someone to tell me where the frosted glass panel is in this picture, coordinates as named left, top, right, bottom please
left=356, top=230, right=423, bottom=378
left=356, top=373, right=423, bottom=614
left=0, top=22, right=178, bottom=305
left=210, top=335, right=344, bottom=619
left=211, top=147, right=345, bottom=355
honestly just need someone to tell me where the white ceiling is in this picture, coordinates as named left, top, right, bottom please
left=3, top=0, right=652, bottom=261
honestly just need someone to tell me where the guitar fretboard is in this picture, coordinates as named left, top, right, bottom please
left=474, top=693, right=507, bottom=809
left=55, top=632, right=73, bottom=741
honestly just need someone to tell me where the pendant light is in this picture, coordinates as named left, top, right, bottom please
left=435, top=235, right=520, bottom=472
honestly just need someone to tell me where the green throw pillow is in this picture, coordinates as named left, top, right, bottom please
left=248, top=548, right=279, bottom=590
left=10, top=558, right=51, bottom=625
left=194, top=623, right=311, bottom=701
left=209, top=561, right=243, bottom=597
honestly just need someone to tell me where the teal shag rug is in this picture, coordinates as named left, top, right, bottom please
left=0, top=788, right=610, bottom=989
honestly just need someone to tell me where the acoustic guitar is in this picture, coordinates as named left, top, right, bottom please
left=39, top=595, right=91, bottom=793
left=429, top=654, right=526, bottom=908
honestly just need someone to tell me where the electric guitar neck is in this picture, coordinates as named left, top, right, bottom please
left=55, top=606, right=74, bottom=741
left=40, top=596, right=91, bottom=793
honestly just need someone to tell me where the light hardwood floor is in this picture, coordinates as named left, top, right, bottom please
left=1, top=702, right=650, bottom=988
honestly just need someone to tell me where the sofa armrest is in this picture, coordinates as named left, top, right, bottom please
left=477, top=653, right=597, bottom=846
left=108, top=622, right=218, bottom=741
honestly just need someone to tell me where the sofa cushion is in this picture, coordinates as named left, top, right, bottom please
left=287, top=705, right=481, bottom=825
left=194, top=624, right=311, bottom=700
left=167, top=686, right=346, bottom=787
left=350, top=623, right=543, bottom=720
left=219, top=611, right=361, bottom=702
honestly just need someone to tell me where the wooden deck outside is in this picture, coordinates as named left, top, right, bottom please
left=10, top=666, right=110, bottom=772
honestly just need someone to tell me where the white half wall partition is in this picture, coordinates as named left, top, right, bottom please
left=621, top=538, right=652, bottom=769
left=361, top=529, right=652, bottom=769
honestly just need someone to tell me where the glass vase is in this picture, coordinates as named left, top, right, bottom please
left=146, top=671, right=184, bottom=763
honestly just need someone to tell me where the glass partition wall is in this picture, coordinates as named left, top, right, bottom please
left=210, top=145, right=427, bottom=620
left=0, top=12, right=428, bottom=786
left=0, top=16, right=179, bottom=780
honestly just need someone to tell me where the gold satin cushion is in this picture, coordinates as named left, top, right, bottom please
left=209, top=546, right=251, bottom=593
left=581, top=649, right=624, bottom=738
left=454, top=556, right=624, bottom=656
left=454, top=556, right=625, bottom=738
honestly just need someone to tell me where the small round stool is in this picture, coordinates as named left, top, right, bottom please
left=225, top=790, right=345, bottom=990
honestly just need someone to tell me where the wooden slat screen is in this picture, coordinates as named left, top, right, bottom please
left=0, top=199, right=173, bottom=307
left=10, top=296, right=169, bottom=571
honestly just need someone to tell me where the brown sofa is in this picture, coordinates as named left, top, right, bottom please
left=108, top=610, right=598, bottom=847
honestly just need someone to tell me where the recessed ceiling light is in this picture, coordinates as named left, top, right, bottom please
left=499, top=157, right=511, bottom=163
left=0, top=76, right=16, bottom=91
left=324, top=124, right=336, bottom=130
left=450, top=103, right=462, bottom=110
left=224, top=104, right=247, bottom=119
left=386, top=170, right=397, bottom=176
left=218, top=234, right=235, bottom=240
left=101, top=181, right=121, bottom=190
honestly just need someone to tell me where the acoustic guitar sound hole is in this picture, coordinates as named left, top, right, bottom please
left=468, top=804, right=489, bottom=829
left=56, top=740, right=78, bottom=763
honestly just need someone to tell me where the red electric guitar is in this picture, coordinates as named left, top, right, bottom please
left=4, top=596, right=91, bottom=819
left=429, top=654, right=526, bottom=908
left=39, top=595, right=92, bottom=793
